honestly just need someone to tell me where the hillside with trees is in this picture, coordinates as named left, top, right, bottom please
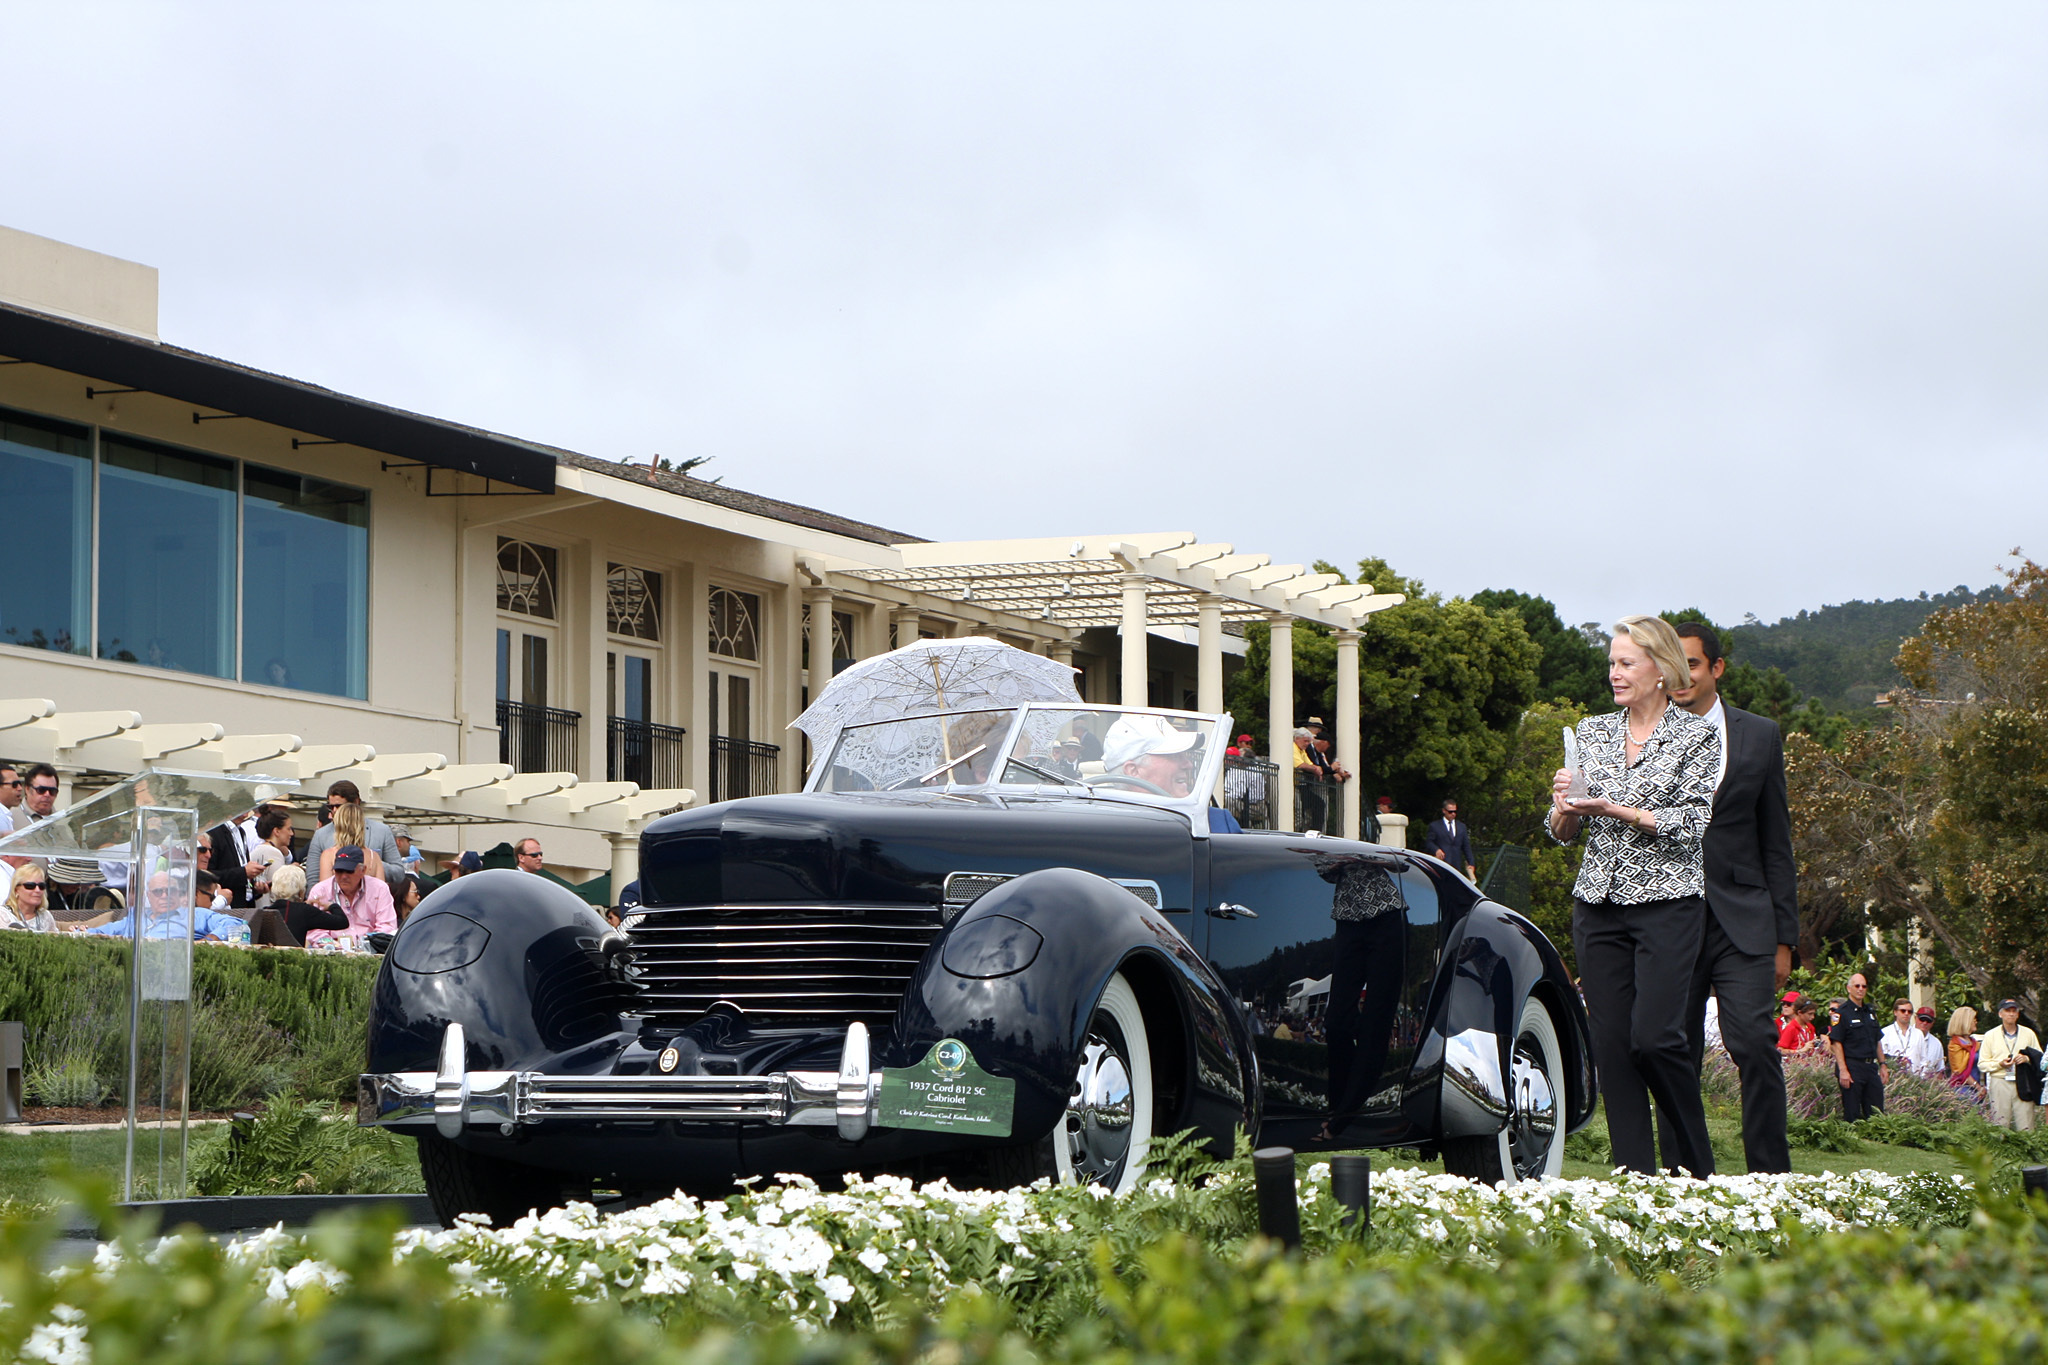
left=1727, top=585, right=2003, bottom=716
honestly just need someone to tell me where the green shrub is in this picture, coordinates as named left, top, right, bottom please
left=0, top=934, right=376, bottom=1109
left=188, top=1095, right=422, bottom=1196
left=1787, top=1116, right=1869, bottom=1152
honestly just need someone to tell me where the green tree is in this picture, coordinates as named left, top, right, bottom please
left=1470, top=589, right=1610, bottom=710
left=1465, top=698, right=1590, bottom=968
left=1662, top=606, right=1853, bottom=746
left=1225, top=558, right=1540, bottom=818
left=1897, top=555, right=2048, bottom=1010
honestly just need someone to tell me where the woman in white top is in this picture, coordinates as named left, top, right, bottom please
left=1, top=868, right=58, bottom=932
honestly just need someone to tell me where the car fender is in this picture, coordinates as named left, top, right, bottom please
left=891, top=866, right=1257, bottom=1155
left=1404, top=900, right=1596, bottom=1140
left=367, top=869, right=635, bottom=1076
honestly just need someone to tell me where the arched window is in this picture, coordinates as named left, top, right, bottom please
left=497, top=538, right=558, bottom=619
left=607, top=563, right=662, bottom=641
left=708, top=586, right=761, bottom=660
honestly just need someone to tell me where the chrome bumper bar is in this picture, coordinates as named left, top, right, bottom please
left=359, top=1021, right=884, bottom=1141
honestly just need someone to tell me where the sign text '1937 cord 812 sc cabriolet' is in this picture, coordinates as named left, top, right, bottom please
left=361, top=674, right=1596, bottom=1226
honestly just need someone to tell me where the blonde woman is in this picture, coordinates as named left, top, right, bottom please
left=318, top=800, right=387, bottom=883
left=1, top=869, right=57, bottom=932
left=1549, top=614, right=1722, bottom=1176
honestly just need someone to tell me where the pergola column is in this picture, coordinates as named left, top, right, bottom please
left=1267, top=613, right=1294, bottom=832
left=889, top=606, right=922, bottom=651
left=1196, top=594, right=1226, bottom=716
left=1335, top=629, right=1362, bottom=841
left=609, top=830, right=639, bottom=905
left=1120, top=573, right=1150, bottom=707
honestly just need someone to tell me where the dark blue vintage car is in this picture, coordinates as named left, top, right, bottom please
left=360, top=702, right=1595, bottom=1225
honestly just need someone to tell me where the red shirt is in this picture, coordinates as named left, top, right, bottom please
left=1779, top=1018, right=1817, bottom=1051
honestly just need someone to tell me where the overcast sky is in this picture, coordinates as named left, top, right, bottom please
left=6, top=4, right=2043, bottom=629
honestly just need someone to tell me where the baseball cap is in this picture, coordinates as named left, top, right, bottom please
left=2000, top=998, right=2022, bottom=1011
left=388, top=823, right=413, bottom=841
left=442, top=850, right=483, bottom=873
left=333, top=845, right=365, bottom=872
left=1917, top=1006, right=1936, bottom=1020
left=1100, top=715, right=1199, bottom=774
left=1782, top=990, right=1802, bottom=1004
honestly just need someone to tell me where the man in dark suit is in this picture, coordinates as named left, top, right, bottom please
left=1659, top=621, right=1800, bottom=1173
left=1425, top=799, right=1475, bottom=879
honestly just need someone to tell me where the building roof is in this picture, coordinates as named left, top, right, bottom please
left=557, top=452, right=924, bottom=547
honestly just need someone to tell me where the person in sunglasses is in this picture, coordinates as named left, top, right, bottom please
left=2, top=871, right=56, bottom=932
left=87, top=869, right=244, bottom=941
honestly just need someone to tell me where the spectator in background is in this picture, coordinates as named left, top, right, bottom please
left=1, top=869, right=56, bottom=932
left=249, top=808, right=295, bottom=908
left=1907, top=1005, right=1946, bottom=1076
left=1292, top=729, right=1326, bottom=832
left=306, top=846, right=396, bottom=947
left=1427, top=799, right=1476, bottom=879
left=253, top=863, right=348, bottom=948
left=390, top=824, right=423, bottom=876
left=0, top=761, right=23, bottom=833
left=17, top=764, right=59, bottom=827
left=305, top=781, right=402, bottom=892
left=1778, top=997, right=1819, bottom=1052
left=441, top=850, right=482, bottom=880
left=1880, top=998, right=1919, bottom=1069
left=1947, top=1006, right=1983, bottom=1092
left=515, top=838, right=546, bottom=873
left=1979, top=999, right=2041, bottom=1131
left=395, top=873, right=426, bottom=925
left=88, top=869, right=241, bottom=940
left=206, top=785, right=288, bottom=911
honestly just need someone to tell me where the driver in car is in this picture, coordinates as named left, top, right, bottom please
left=1098, top=715, right=1200, bottom=797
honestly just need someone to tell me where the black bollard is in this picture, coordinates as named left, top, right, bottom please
left=2024, top=1166, right=2048, bottom=1202
left=1331, top=1153, right=1371, bottom=1233
left=1252, top=1146, right=1301, bottom=1248
left=229, top=1111, right=256, bottom=1159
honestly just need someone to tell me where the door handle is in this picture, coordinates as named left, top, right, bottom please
left=1208, top=902, right=1258, bottom=920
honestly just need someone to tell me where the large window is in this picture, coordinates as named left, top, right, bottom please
left=0, top=403, right=370, bottom=698
left=708, top=585, right=760, bottom=660
left=0, top=410, right=91, bottom=655
left=98, top=436, right=237, bottom=678
left=243, top=466, right=368, bottom=697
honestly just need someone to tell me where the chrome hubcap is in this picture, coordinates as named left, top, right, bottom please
left=1063, top=1031, right=1135, bottom=1184
left=1506, top=1030, right=1558, bottom=1179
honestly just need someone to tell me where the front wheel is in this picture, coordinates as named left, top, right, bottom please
left=418, top=1133, right=589, bottom=1228
left=970, top=970, right=1157, bottom=1196
left=1442, top=995, right=1566, bottom=1185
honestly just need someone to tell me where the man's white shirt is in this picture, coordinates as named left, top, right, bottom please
left=1882, top=1021, right=1945, bottom=1075
left=1704, top=697, right=1729, bottom=794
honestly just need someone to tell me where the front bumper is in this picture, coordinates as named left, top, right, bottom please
left=360, top=1021, right=884, bottom=1141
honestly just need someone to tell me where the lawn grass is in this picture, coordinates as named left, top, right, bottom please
left=0, top=1125, right=230, bottom=1215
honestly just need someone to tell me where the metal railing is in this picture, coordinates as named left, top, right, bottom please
left=1222, top=756, right=1280, bottom=830
left=709, top=736, right=781, bottom=802
left=1293, top=769, right=1343, bottom=836
left=498, top=699, right=582, bottom=775
left=608, top=716, right=688, bottom=788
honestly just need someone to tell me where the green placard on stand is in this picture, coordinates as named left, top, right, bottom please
left=876, top=1039, right=1015, bottom=1137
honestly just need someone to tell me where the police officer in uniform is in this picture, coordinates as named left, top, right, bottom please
left=1830, top=971, right=1887, bottom=1119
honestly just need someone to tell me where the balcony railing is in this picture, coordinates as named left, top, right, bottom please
left=709, top=736, right=781, bottom=803
left=1222, top=756, right=1280, bottom=830
left=1294, top=769, right=1344, bottom=836
left=498, top=699, right=582, bottom=775
left=609, top=716, right=688, bottom=788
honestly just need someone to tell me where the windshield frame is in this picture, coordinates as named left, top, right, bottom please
left=805, top=702, right=1235, bottom=827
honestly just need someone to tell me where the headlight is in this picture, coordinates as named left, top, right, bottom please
left=941, top=913, right=1043, bottom=980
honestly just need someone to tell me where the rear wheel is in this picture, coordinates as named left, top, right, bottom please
left=1442, top=996, right=1566, bottom=1185
left=969, top=971, right=1156, bottom=1196
left=418, top=1133, right=589, bottom=1228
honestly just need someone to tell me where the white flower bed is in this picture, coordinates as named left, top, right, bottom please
left=188, top=1163, right=1967, bottom=1331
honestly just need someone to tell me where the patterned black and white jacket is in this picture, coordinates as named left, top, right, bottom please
left=1551, top=704, right=1721, bottom=905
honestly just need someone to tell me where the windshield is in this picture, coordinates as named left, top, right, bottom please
left=812, top=705, right=1224, bottom=806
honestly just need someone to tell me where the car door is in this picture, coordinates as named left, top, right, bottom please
left=1199, top=834, right=1413, bottom=1149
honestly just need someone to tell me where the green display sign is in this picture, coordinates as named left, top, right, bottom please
left=877, top=1038, right=1015, bottom=1137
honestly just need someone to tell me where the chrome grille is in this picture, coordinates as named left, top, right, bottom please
left=940, top=871, right=1161, bottom=919
left=626, top=905, right=945, bottom=1028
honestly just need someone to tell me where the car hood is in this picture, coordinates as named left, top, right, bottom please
left=637, top=790, right=1198, bottom=910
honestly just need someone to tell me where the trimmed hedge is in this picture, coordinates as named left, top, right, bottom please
left=0, top=934, right=377, bottom=1109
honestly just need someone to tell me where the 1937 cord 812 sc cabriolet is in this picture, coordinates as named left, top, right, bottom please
left=361, top=699, right=1596, bottom=1226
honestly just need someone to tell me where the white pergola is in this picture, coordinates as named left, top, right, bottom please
left=820, top=532, right=1406, bottom=836
left=0, top=699, right=693, bottom=891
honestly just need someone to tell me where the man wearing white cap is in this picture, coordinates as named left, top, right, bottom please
left=1097, top=716, right=1201, bottom=797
